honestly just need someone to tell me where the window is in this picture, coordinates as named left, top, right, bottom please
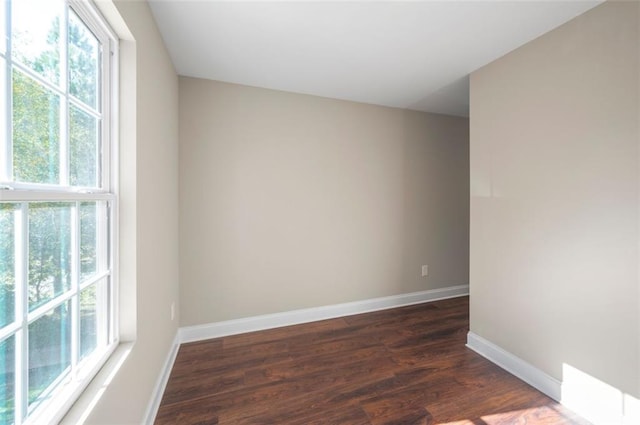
left=0, top=1, right=117, bottom=424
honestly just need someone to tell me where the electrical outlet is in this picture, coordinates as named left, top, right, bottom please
left=171, top=302, right=176, bottom=321
left=421, top=265, right=429, bottom=277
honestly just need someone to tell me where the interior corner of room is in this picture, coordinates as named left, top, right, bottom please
left=59, top=0, right=640, bottom=424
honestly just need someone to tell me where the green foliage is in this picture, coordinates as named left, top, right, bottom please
left=79, top=202, right=97, bottom=279
left=27, top=304, right=70, bottom=405
left=0, top=205, right=15, bottom=330
left=4, top=5, right=100, bottom=306
left=12, top=11, right=99, bottom=187
left=30, top=17, right=60, bottom=85
left=28, top=203, right=71, bottom=311
left=70, top=106, right=98, bottom=187
left=69, top=11, right=99, bottom=109
left=0, top=336, right=15, bottom=425
left=12, top=70, right=60, bottom=184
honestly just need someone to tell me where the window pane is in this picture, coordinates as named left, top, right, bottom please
left=0, top=335, right=15, bottom=425
left=12, top=70, right=60, bottom=185
left=28, top=301, right=71, bottom=406
left=0, top=1, right=6, bottom=55
left=69, top=11, right=99, bottom=110
left=80, top=284, right=97, bottom=361
left=70, top=106, right=99, bottom=187
left=11, top=0, right=63, bottom=86
left=28, top=203, right=71, bottom=311
left=0, top=204, right=16, bottom=329
left=79, top=202, right=97, bottom=281
left=0, top=58, right=6, bottom=179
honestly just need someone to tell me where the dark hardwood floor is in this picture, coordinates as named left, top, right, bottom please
left=156, top=296, right=588, bottom=424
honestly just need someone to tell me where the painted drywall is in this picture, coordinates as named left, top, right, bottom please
left=470, top=0, right=639, bottom=401
left=63, top=0, right=180, bottom=423
left=179, top=77, right=469, bottom=326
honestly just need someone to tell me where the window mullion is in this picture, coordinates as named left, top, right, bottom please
left=70, top=201, right=79, bottom=376
left=97, top=202, right=108, bottom=346
left=106, top=200, right=115, bottom=343
left=10, top=62, right=66, bottom=99
left=0, top=0, right=5, bottom=55
left=14, top=328, right=24, bottom=425
left=99, top=46, right=105, bottom=190
left=0, top=189, right=114, bottom=202
left=0, top=323, right=19, bottom=342
left=69, top=96, right=101, bottom=120
left=0, top=59, right=8, bottom=182
left=14, top=203, right=28, bottom=425
left=1, top=0, right=12, bottom=183
left=59, top=5, right=70, bottom=187
left=25, top=289, right=74, bottom=325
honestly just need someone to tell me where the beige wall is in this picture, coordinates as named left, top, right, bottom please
left=65, top=0, right=180, bottom=423
left=470, top=0, right=639, bottom=399
left=179, top=77, right=469, bottom=326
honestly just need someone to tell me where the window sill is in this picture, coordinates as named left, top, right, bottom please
left=56, top=342, right=132, bottom=425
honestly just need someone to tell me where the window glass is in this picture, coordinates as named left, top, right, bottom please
left=0, top=335, right=15, bottom=425
left=28, top=203, right=71, bottom=311
left=28, top=301, right=71, bottom=406
left=0, top=1, right=6, bottom=55
left=69, top=10, right=99, bottom=110
left=70, top=105, right=99, bottom=187
left=79, top=201, right=98, bottom=281
left=0, top=58, right=6, bottom=176
left=12, top=70, right=61, bottom=185
left=80, top=283, right=97, bottom=360
left=0, top=204, right=16, bottom=329
left=11, top=0, right=63, bottom=87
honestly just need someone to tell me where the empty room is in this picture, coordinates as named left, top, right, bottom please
left=0, top=0, right=638, bottom=424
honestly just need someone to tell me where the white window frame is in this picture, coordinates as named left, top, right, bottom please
left=0, top=1, right=119, bottom=424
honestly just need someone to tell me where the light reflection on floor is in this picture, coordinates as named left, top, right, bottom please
left=437, top=404, right=585, bottom=425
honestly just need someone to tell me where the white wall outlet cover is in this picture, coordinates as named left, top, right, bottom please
left=422, top=265, right=429, bottom=276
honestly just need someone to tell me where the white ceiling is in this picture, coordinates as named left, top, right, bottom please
left=148, top=0, right=602, bottom=117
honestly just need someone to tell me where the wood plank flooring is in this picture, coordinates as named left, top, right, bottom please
left=156, top=297, right=588, bottom=424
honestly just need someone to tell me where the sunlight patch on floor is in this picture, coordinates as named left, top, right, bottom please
left=437, top=406, right=562, bottom=425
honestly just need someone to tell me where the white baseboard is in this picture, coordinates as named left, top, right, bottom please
left=179, top=284, right=469, bottom=344
left=466, top=331, right=562, bottom=401
left=466, top=332, right=640, bottom=424
left=144, top=286, right=468, bottom=423
left=143, top=331, right=180, bottom=425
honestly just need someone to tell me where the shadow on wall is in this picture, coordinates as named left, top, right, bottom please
left=407, top=76, right=470, bottom=118
left=398, top=110, right=470, bottom=295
